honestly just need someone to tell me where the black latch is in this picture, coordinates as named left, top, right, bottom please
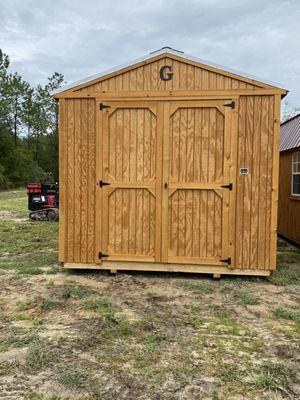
left=99, top=103, right=110, bottom=110
left=97, top=180, right=111, bottom=188
left=99, top=251, right=109, bottom=259
left=224, top=101, right=235, bottom=109
left=221, top=183, right=233, bottom=191
left=220, top=257, right=231, bottom=265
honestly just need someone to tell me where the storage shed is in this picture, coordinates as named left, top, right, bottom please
left=278, top=114, right=300, bottom=245
left=53, top=47, right=288, bottom=277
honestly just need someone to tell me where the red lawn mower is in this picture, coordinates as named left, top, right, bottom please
left=27, top=176, right=59, bottom=221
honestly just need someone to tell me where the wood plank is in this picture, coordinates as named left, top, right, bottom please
left=249, top=97, right=261, bottom=268
left=258, top=96, right=269, bottom=268
left=66, top=99, right=75, bottom=261
left=242, top=96, right=254, bottom=269
left=64, top=261, right=271, bottom=276
left=270, top=95, right=281, bottom=269
left=58, top=99, right=66, bottom=262
left=88, top=99, right=96, bottom=262
left=161, top=102, right=170, bottom=262
left=155, top=102, right=164, bottom=262
left=80, top=99, right=88, bottom=262
left=54, top=89, right=286, bottom=99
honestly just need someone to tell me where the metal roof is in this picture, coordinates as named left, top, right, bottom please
left=280, top=113, right=300, bottom=152
left=52, top=47, right=287, bottom=95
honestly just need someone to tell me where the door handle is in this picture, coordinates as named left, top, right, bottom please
left=164, top=182, right=168, bottom=189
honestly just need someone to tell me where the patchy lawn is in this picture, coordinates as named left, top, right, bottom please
left=0, top=189, right=299, bottom=400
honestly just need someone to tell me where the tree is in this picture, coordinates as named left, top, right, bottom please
left=282, top=100, right=300, bottom=122
left=0, top=48, right=64, bottom=188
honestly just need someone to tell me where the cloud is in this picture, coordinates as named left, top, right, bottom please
left=0, top=0, right=300, bottom=104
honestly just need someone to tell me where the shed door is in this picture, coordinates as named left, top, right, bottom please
left=101, top=102, right=163, bottom=262
left=162, top=101, right=233, bottom=266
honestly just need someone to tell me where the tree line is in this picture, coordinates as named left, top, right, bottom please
left=0, top=49, right=63, bottom=189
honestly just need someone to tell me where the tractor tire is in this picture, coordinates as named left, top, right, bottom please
left=46, top=208, right=59, bottom=221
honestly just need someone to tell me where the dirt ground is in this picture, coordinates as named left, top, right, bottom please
left=0, top=190, right=299, bottom=400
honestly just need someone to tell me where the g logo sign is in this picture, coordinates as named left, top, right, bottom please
left=159, top=65, right=173, bottom=81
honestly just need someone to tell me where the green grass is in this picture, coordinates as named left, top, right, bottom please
left=17, top=298, right=33, bottom=311
left=41, top=298, right=64, bottom=311
left=180, top=281, right=213, bottom=294
left=62, top=285, right=94, bottom=299
left=268, top=263, right=300, bottom=286
left=25, top=340, right=58, bottom=372
left=273, top=307, right=300, bottom=321
left=58, top=363, right=104, bottom=397
left=250, top=361, right=290, bottom=392
left=0, top=360, right=16, bottom=376
left=234, top=290, right=260, bottom=305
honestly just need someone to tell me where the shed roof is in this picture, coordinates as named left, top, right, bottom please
left=280, top=113, right=300, bottom=152
left=52, top=47, right=287, bottom=95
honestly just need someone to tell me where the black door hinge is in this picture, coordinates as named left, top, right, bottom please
left=224, top=101, right=235, bottom=109
left=220, top=257, right=231, bottom=265
left=99, top=103, right=110, bottom=110
left=97, top=180, right=111, bottom=188
left=99, top=251, right=109, bottom=259
left=221, top=183, right=233, bottom=191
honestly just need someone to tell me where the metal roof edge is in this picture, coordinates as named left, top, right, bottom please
left=52, top=47, right=287, bottom=95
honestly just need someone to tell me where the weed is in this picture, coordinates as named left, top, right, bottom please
left=17, top=298, right=33, bottom=311
left=273, top=307, right=300, bottom=321
left=0, top=360, right=16, bottom=376
left=269, top=264, right=300, bottom=286
left=234, top=290, right=260, bottom=305
left=25, top=339, right=58, bottom=371
left=58, top=363, right=104, bottom=396
left=62, top=285, right=94, bottom=299
left=41, top=298, right=64, bottom=311
left=46, top=280, right=55, bottom=286
left=250, top=361, right=289, bottom=391
left=181, top=281, right=213, bottom=294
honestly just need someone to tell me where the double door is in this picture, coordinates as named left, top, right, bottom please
left=100, top=99, right=235, bottom=266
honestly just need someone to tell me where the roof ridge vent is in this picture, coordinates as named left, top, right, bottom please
left=149, top=47, right=184, bottom=55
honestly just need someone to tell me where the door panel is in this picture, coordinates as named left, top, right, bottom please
left=101, top=103, right=162, bottom=262
left=163, top=101, right=232, bottom=265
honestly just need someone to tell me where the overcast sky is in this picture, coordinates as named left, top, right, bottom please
left=1, top=0, right=300, bottom=106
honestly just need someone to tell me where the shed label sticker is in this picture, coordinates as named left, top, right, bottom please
left=240, top=168, right=249, bottom=175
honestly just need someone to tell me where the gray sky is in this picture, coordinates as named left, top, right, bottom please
left=1, top=0, right=300, bottom=106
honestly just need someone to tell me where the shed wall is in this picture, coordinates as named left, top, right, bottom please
left=59, top=94, right=280, bottom=271
left=59, top=98, right=96, bottom=262
left=278, top=150, right=300, bottom=245
left=235, top=95, right=276, bottom=270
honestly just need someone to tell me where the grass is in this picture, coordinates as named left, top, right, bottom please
left=17, top=298, right=33, bottom=310
left=25, top=339, right=58, bottom=372
left=58, top=363, right=104, bottom=397
left=41, top=297, right=64, bottom=311
left=62, top=285, right=94, bottom=299
left=273, top=307, right=300, bottom=321
left=0, top=189, right=299, bottom=399
left=180, top=281, right=213, bottom=294
left=234, top=290, right=260, bottom=305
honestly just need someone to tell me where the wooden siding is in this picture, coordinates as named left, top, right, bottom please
left=58, top=94, right=281, bottom=273
left=59, top=98, right=96, bottom=262
left=278, top=150, right=300, bottom=245
left=75, top=57, right=261, bottom=94
left=235, top=95, right=276, bottom=269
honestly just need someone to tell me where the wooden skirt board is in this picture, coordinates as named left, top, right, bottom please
left=100, top=99, right=236, bottom=269
left=63, top=262, right=271, bottom=277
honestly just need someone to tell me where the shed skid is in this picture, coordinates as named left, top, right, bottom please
left=55, top=48, right=287, bottom=277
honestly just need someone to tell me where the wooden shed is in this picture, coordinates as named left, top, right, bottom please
left=278, top=114, right=300, bottom=245
left=53, top=47, right=288, bottom=277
